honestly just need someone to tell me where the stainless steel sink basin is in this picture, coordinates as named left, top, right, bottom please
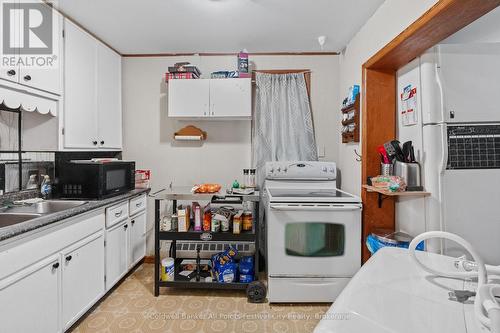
left=7, top=200, right=87, bottom=215
left=0, top=213, right=42, bottom=228
left=30, top=200, right=88, bottom=214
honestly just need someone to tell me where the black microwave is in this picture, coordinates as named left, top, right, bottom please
left=58, top=160, right=135, bottom=199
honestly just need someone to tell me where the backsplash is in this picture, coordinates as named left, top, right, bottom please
left=0, top=152, right=55, bottom=196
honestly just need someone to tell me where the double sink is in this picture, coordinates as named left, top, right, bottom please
left=0, top=200, right=87, bottom=228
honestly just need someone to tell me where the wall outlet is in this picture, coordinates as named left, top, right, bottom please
left=317, top=146, right=326, bottom=158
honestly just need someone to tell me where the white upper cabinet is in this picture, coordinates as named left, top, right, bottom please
left=168, top=79, right=210, bottom=117
left=97, top=43, right=122, bottom=149
left=63, top=18, right=122, bottom=150
left=64, top=19, right=98, bottom=149
left=0, top=0, right=62, bottom=95
left=168, top=78, right=251, bottom=118
left=210, top=78, right=251, bottom=117
left=0, top=0, right=19, bottom=83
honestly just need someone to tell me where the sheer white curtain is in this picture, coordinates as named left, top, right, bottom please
left=252, top=72, right=318, bottom=185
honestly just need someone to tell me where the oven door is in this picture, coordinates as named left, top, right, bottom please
left=267, top=203, right=361, bottom=277
left=102, top=163, right=134, bottom=197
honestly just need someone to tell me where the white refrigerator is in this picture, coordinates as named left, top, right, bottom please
left=396, top=43, right=500, bottom=265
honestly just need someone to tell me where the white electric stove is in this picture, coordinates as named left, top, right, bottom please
left=263, top=161, right=362, bottom=303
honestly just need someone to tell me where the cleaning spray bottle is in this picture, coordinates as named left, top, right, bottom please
left=40, top=175, right=52, bottom=199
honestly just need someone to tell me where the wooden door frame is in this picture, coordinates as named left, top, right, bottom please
left=361, top=0, right=500, bottom=262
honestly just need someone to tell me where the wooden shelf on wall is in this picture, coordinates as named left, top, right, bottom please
left=363, top=185, right=430, bottom=209
left=341, top=94, right=360, bottom=143
left=363, top=185, right=430, bottom=197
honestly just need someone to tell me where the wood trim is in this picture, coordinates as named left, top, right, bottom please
left=143, top=256, right=155, bottom=264
left=365, top=0, right=500, bottom=69
left=360, top=0, right=500, bottom=263
left=122, top=52, right=338, bottom=57
left=361, top=68, right=396, bottom=262
left=252, top=69, right=311, bottom=97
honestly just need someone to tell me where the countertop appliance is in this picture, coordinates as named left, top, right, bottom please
left=396, top=42, right=500, bottom=264
left=58, top=160, right=135, bottom=200
left=263, top=161, right=362, bottom=303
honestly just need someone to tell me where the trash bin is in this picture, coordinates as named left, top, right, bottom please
left=366, top=229, right=424, bottom=255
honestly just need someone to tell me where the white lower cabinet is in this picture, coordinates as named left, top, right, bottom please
left=105, top=219, right=129, bottom=290
left=129, top=212, right=147, bottom=268
left=62, top=231, right=105, bottom=330
left=0, top=254, right=61, bottom=333
left=0, top=195, right=147, bottom=332
left=105, top=195, right=147, bottom=290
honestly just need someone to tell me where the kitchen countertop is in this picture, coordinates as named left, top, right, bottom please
left=0, top=188, right=150, bottom=244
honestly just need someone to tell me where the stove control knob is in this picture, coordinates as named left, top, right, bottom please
left=277, top=167, right=281, bottom=172
left=269, top=168, right=274, bottom=173
left=322, top=167, right=328, bottom=172
left=329, top=168, right=335, bottom=173
left=283, top=167, right=288, bottom=172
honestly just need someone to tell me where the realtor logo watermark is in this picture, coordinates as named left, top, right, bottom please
left=1, top=0, right=59, bottom=69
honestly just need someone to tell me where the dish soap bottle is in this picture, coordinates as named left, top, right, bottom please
left=26, top=174, right=38, bottom=190
left=40, top=175, right=52, bottom=199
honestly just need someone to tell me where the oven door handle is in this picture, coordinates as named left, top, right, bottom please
left=270, top=204, right=361, bottom=211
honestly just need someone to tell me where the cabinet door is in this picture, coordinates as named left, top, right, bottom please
left=62, top=231, right=105, bottom=330
left=105, top=220, right=129, bottom=290
left=210, top=78, right=251, bottom=117
left=63, top=19, right=98, bottom=148
left=168, top=79, right=210, bottom=117
left=0, top=0, right=20, bottom=84
left=129, top=213, right=146, bottom=268
left=97, top=43, right=122, bottom=149
left=18, top=5, right=62, bottom=95
left=0, top=255, right=60, bottom=333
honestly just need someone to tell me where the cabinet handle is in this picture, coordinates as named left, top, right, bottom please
left=52, top=262, right=60, bottom=269
left=100, top=140, right=105, bottom=145
left=7, top=69, right=16, bottom=76
left=135, top=202, right=142, bottom=207
left=124, top=224, right=128, bottom=230
left=93, top=141, right=98, bottom=145
left=23, top=75, right=31, bottom=81
left=131, top=220, right=135, bottom=225
left=115, top=210, right=123, bottom=217
left=65, top=255, right=72, bottom=262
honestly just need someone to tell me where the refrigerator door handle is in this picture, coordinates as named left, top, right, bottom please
left=439, top=123, right=448, bottom=175
left=435, top=45, right=446, bottom=123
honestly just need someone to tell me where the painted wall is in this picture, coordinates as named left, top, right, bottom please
left=442, top=6, right=500, bottom=44
left=121, top=54, right=340, bottom=254
left=337, top=0, right=439, bottom=196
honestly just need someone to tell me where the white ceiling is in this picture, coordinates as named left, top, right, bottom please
left=56, top=0, right=384, bottom=54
